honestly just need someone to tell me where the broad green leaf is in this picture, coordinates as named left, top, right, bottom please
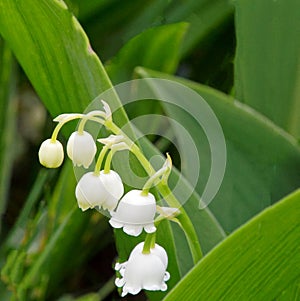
left=106, top=22, right=188, bottom=133
left=0, top=0, right=126, bottom=125
left=276, top=277, right=300, bottom=301
left=135, top=67, right=300, bottom=232
left=234, top=0, right=300, bottom=138
left=74, top=0, right=141, bottom=22
left=164, top=0, right=234, bottom=56
left=76, top=0, right=153, bottom=60
left=80, top=0, right=233, bottom=61
left=163, top=189, right=300, bottom=301
left=0, top=39, right=16, bottom=235
left=106, top=23, right=189, bottom=84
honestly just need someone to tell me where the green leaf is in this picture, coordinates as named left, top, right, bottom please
left=75, top=0, right=154, bottom=60
left=79, top=0, right=233, bottom=61
left=0, top=38, right=16, bottom=234
left=165, top=0, right=234, bottom=56
left=0, top=0, right=124, bottom=123
left=135, top=67, right=300, bottom=232
left=163, top=189, right=300, bottom=301
left=72, top=0, right=122, bottom=21
left=276, top=277, right=300, bottom=301
left=234, top=0, right=300, bottom=138
left=117, top=0, right=234, bottom=57
left=106, top=21, right=188, bottom=129
left=0, top=169, right=50, bottom=254
left=106, top=23, right=189, bottom=83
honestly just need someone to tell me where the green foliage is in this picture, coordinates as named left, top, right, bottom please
left=163, top=189, right=300, bottom=301
left=0, top=0, right=299, bottom=300
left=106, top=23, right=189, bottom=84
left=0, top=0, right=117, bottom=119
left=0, top=39, right=16, bottom=234
left=135, top=67, right=300, bottom=232
left=234, top=0, right=300, bottom=138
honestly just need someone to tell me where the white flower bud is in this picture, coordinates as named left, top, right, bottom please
left=109, top=190, right=156, bottom=236
left=38, top=139, right=64, bottom=168
left=67, top=131, right=96, bottom=168
left=115, top=242, right=170, bottom=297
left=75, top=170, right=124, bottom=211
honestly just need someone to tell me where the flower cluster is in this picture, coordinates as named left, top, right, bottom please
left=38, top=101, right=179, bottom=297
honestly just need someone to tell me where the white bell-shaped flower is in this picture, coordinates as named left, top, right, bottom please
left=67, top=131, right=96, bottom=168
left=38, top=139, right=64, bottom=168
left=75, top=170, right=124, bottom=211
left=115, top=242, right=170, bottom=297
left=109, top=190, right=156, bottom=236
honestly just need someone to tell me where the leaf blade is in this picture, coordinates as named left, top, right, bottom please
left=234, top=0, right=300, bottom=138
left=135, top=67, right=300, bottom=232
left=163, top=189, right=300, bottom=301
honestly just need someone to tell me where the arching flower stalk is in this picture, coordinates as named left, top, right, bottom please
left=38, top=113, right=83, bottom=168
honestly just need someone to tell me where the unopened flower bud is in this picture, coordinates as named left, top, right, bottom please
left=38, top=139, right=64, bottom=168
left=67, top=131, right=96, bottom=168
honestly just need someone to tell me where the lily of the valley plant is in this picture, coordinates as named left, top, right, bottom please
left=38, top=101, right=202, bottom=297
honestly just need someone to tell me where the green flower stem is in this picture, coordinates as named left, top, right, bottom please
left=141, top=166, right=168, bottom=196
left=94, top=145, right=109, bottom=175
left=142, top=232, right=156, bottom=254
left=157, top=183, right=203, bottom=263
left=50, top=114, right=83, bottom=142
left=81, top=111, right=106, bottom=134
left=104, top=150, right=113, bottom=174
left=77, top=117, right=88, bottom=134
left=103, top=119, right=203, bottom=263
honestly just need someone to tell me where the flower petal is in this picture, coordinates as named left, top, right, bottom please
left=144, top=224, right=156, bottom=234
left=123, top=224, right=143, bottom=237
left=115, top=277, right=125, bottom=288
left=123, top=284, right=141, bottom=296
left=109, top=218, right=123, bottom=229
left=164, top=272, right=170, bottom=281
left=160, top=283, right=168, bottom=291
